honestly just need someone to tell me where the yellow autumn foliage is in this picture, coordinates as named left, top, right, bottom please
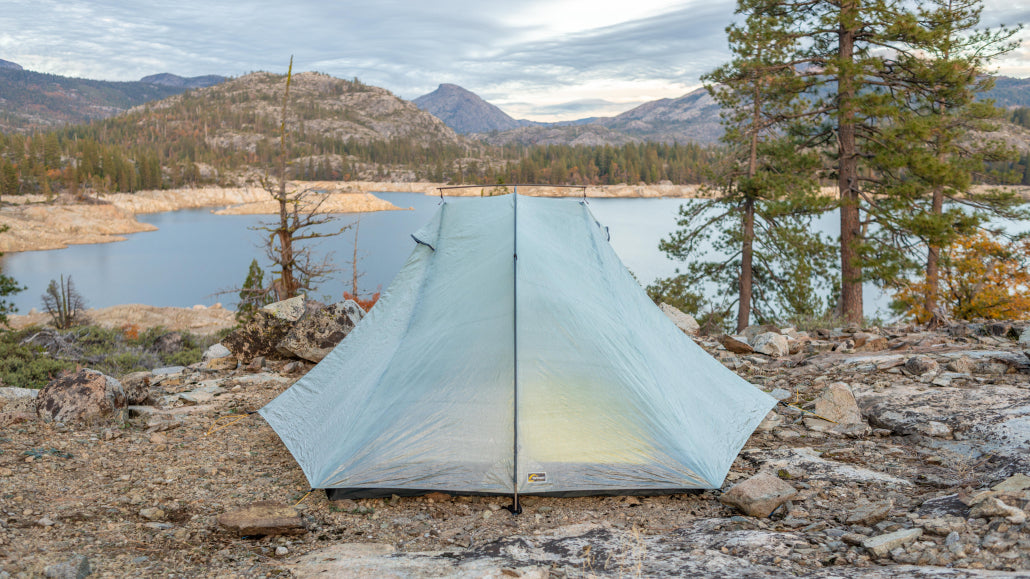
left=893, top=232, right=1030, bottom=322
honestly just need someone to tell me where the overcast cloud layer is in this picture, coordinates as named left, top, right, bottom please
left=1, top=0, right=1027, bottom=121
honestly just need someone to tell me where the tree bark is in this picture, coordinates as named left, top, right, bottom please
left=838, top=1, right=863, bottom=324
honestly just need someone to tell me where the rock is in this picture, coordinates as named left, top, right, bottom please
left=36, top=369, right=125, bottom=423
left=804, top=382, right=867, bottom=435
left=992, top=473, right=1030, bottom=493
left=946, top=356, right=976, bottom=374
left=970, top=497, right=1026, bottom=524
left=262, top=295, right=308, bottom=322
left=904, top=356, right=938, bottom=376
left=223, top=310, right=295, bottom=363
left=756, top=411, right=783, bottom=432
left=277, top=300, right=365, bottom=362
left=203, top=356, right=237, bottom=371
left=914, top=420, right=952, bottom=438
left=719, top=334, right=753, bottom=354
left=845, top=502, right=892, bottom=526
left=275, top=546, right=289, bottom=557
left=139, top=507, right=166, bottom=521
left=0, top=386, right=38, bottom=413
left=770, top=388, right=791, bottom=401
left=719, top=472, right=797, bottom=517
left=741, top=324, right=780, bottom=343
left=43, top=554, right=91, bottom=578
left=861, top=528, right=922, bottom=558
left=152, top=366, right=186, bottom=376
left=659, top=303, right=699, bottom=335
left=118, top=372, right=152, bottom=405
left=752, top=332, right=789, bottom=357
left=202, top=343, right=232, bottom=361
left=217, top=501, right=308, bottom=536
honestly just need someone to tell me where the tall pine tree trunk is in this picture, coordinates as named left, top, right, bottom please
left=838, top=1, right=863, bottom=324
left=737, top=90, right=761, bottom=333
left=925, top=184, right=945, bottom=316
left=275, top=57, right=298, bottom=301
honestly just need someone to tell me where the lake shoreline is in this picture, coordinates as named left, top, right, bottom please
left=0, top=182, right=708, bottom=254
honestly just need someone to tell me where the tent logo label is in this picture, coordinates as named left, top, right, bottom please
left=527, top=472, right=547, bottom=483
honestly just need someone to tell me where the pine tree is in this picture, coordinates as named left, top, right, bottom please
left=867, top=0, right=1024, bottom=321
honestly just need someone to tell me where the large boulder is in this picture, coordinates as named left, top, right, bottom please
left=36, top=369, right=126, bottom=423
left=659, top=303, right=699, bottom=335
left=277, top=300, right=365, bottom=363
left=222, top=296, right=308, bottom=363
left=752, top=332, right=789, bottom=357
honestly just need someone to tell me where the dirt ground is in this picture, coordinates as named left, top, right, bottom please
left=1, top=320, right=1029, bottom=577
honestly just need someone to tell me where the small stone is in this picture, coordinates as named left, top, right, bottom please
left=43, top=554, right=91, bottom=579
left=770, top=388, right=791, bottom=401
left=217, top=501, right=308, bottom=536
left=752, top=332, right=789, bottom=357
left=719, top=472, right=797, bottom=518
left=202, top=343, right=233, bottom=361
left=756, top=411, right=783, bottom=432
left=846, top=502, right=892, bottom=526
left=37, top=517, right=56, bottom=526
left=204, top=356, right=238, bottom=371
left=139, top=507, right=166, bottom=521
left=659, top=303, right=700, bottom=335
left=862, top=528, right=922, bottom=558
left=275, top=546, right=289, bottom=557
left=904, top=356, right=938, bottom=376
left=143, top=522, right=174, bottom=530
left=149, top=433, right=168, bottom=444
left=945, top=356, right=976, bottom=374
left=719, top=334, right=753, bottom=354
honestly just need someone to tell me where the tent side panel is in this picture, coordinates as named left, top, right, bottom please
left=514, top=197, right=775, bottom=493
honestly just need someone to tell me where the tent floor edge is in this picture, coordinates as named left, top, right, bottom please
left=324, top=488, right=707, bottom=501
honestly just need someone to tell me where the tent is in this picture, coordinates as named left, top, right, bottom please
left=259, top=193, right=775, bottom=504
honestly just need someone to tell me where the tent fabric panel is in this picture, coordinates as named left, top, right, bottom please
left=260, top=198, right=517, bottom=493
left=514, top=197, right=775, bottom=493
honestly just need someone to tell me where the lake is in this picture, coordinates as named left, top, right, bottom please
left=2, top=192, right=892, bottom=318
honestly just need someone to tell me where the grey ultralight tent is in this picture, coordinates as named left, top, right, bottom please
left=259, top=193, right=775, bottom=506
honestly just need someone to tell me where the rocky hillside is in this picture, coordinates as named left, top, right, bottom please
left=413, top=83, right=530, bottom=134
left=597, top=86, right=723, bottom=144
left=470, top=123, right=639, bottom=146
left=1, top=298, right=1029, bottom=576
left=0, top=68, right=195, bottom=132
left=0, top=58, right=22, bottom=70
left=140, top=73, right=227, bottom=90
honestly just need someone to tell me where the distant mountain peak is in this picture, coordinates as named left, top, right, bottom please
left=0, top=59, right=23, bottom=70
left=140, top=73, right=227, bottom=89
left=413, top=83, right=527, bottom=134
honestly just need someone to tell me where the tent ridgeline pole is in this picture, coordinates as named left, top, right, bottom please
left=509, top=186, right=522, bottom=515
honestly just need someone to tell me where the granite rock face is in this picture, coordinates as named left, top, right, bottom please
left=277, top=300, right=365, bottom=362
left=36, top=369, right=125, bottom=423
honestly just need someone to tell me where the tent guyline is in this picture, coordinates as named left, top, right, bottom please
left=258, top=193, right=776, bottom=504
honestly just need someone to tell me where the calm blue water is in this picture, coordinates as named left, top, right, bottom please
left=1, top=192, right=896, bottom=317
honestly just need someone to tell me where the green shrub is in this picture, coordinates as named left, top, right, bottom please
left=0, top=330, right=74, bottom=389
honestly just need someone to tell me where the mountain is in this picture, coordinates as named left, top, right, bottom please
left=413, top=83, right=532, bottom=134
left=596, top=87, right=723, bottom=144
left=0, top=68, right=192, bottom=132
left=982, top=76, right=1030, bottom=109
left=140, top=73, right=227, bottom=89
left=0, top=59, right=22, bottom=70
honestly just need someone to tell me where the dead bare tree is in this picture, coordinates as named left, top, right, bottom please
left=259, top=56, right=348, bottom=301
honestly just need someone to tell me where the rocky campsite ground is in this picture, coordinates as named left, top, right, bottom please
left=1, top=300, right=1028, bottom=578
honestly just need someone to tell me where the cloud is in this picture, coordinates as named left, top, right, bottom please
left=1, top=0, right=1026, bottom=120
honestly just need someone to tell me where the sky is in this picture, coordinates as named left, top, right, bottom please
left=2, top=0, right=1029, bottom=122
